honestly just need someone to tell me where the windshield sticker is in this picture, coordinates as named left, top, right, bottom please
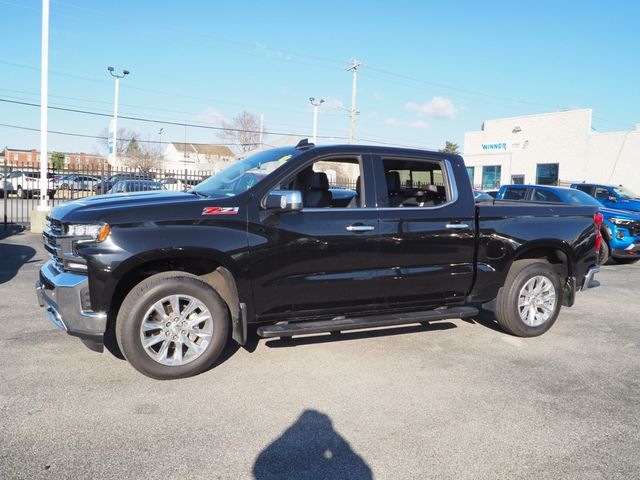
left=202, top=207, right=239, bottom=216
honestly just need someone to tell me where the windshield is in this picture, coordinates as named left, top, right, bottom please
left=563, top=189, right=603, bottom=207
left=192, top=147, right=298, bottom=197
left=613, top=186, right=639, bottom=200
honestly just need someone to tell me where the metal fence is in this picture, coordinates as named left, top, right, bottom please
left=1, top=162, right=215, bottom=227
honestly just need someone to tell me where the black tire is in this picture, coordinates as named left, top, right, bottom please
left=598, top=239, right=610, bottom=265
left=612, top=257, right=640, bottom=265
left=116, top=272, right=230, bottom=379
left=494, top=259, right=562, bottom=337
left=16, top=186, right=25, bottom=199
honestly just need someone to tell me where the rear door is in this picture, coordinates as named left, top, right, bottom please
left=372, top=153, right=476, bottom=307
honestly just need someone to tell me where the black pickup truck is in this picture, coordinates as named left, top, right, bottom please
left=36, top=141, right=602, bottom=379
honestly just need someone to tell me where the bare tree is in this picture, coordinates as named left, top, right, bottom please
left=124, top=138, right=164, bottom=173
left=221, top=111, right=261, bottom=152
left=97, top=127, right=139, bottom=156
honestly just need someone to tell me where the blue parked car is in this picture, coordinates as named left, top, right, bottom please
left=571, top=183, right=640, bottom=213
left=496, top=184, right=640, bottom=265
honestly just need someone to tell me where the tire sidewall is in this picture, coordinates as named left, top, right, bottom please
left=506, top=263, right=562, bottom=337
left=598, top=239, right=610, bottom=265
left=117, top=277, right=229, bottom=380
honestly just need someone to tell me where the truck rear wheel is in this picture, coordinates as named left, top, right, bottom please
left=116, top=272, right=229, bottom=379
left=494, top=259, right=562, bottom=337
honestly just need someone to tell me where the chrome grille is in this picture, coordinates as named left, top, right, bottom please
left=630, top=221, right=640, bottom=237
left=43, top=218, right=65, bottom=267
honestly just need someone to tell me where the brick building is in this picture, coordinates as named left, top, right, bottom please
left=2, top=147, right=107, bottom=170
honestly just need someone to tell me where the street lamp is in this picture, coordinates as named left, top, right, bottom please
left=309, top=97, right=324, bottom=144
left=107, top=66, right=130, bottom=165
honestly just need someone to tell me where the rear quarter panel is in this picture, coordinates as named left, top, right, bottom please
left=469, top=202, right=599, bottom=303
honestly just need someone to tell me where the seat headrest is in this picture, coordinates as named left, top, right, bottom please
left=309, top=172, right=329, bottom=190
left=386, top=171, right=401, bottom=192
left=425, top=184, right=438, bottom=193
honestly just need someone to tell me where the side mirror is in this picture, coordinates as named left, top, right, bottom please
left=265, top=190, right=303, bottom=212
left=608, top=195, right=617, bottom=203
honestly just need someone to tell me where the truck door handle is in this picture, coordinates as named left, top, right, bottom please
left=446, top=223, right=469, bottom=229
left=346, top=224, right=375, bottom=232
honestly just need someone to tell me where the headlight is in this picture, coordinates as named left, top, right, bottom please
left=609, top=217, right=632, bottom=226
left=68, top=223, right=110, bottom=242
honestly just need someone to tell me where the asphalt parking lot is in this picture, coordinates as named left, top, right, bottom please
left=1, top=229, right=639, bottom=479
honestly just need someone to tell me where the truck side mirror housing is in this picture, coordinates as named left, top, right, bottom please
left=265, top=190, right=303, bottom=212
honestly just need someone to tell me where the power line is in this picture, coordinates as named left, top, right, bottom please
left=0, top=121, right=257, bottom=147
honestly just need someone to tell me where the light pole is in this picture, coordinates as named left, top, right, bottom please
left=309, top=97, right=324, bottom=144
left=38, top=0, right=50, bottom=212
left=107, top=66, right=130, bottom=166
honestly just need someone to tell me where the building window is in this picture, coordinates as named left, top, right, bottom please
left=511, top=175, right=525, bottom=184
left=536, top=163, right=559, bottom=185
left=482, top=165, right=501, bottom=189
left=466, top=167, right=475, bottom=185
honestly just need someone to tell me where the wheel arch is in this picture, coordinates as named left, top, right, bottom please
left=105, top=248, right=246, bottom=344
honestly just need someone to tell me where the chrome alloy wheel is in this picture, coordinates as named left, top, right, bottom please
left=517, top=275, right=557, bottom=327
left=139, top=294, right=213, bottom=366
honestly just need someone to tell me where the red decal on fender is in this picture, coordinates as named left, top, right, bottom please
left=202, top=207, right=239, bottom=216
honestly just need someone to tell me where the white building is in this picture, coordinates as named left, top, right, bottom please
left=163, top=143, right=235, bottom=172
left=463, top=109, right=640, bottom=192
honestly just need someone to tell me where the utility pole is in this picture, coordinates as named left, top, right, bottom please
left=259, top=113, right=264, bottom=148
left=38, top=0, right=49, bottom=211
left=347, top=59, right=361, bottom=144
left=309, top=97, right=324, bottom=144
left=107, top=66, right=130, bottom=166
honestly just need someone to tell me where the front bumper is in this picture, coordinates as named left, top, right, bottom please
left=611, top=243, right=640, bottom=258
left=35, top=259, right=107, bottom=337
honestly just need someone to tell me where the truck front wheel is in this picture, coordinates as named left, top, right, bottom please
left=494, top=260, right=562, bottom=337
left=116, top=272, right=230, bottom=379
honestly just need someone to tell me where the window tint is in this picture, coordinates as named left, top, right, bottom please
left=533, top=189, right=561, bottom=202
left=594, top=187, right=610, bottom=200
left=381, top=158, right=450, bottom=208
left=503, top=188, right=528, bottom=200
left=536, top=163, right=559, bottom=185
left=574, top=184, right=593, bottom=194
left=482, top=165, right=501, bottom=189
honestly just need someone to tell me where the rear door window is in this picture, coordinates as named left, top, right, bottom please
left=502, top=187, right=528, bottom=200
left=533, top=189, right=561, bottom=202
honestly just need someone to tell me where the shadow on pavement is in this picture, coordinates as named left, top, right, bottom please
left=0, top=226, right=36, bottom=285
left=253, top=409, right=372, bottom=480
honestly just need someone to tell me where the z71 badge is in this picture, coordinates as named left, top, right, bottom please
left=202, top=207, right=239, bottom=215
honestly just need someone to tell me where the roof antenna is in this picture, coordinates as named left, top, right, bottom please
left=295, top=138, right=315, bottom=150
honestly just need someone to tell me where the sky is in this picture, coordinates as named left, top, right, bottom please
left=1, top=0, right=639, bottom=155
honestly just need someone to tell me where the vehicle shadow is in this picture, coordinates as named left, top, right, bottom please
left=263, top=321, right=457, bottom=348
left=460, top=306, right=506, bottom=333
left=0, top=226, right=36, bottom=285
left=253, top=409, right=372, bottom=480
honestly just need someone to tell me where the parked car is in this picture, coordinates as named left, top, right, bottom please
left=160, top=177, right=202, bottom=192
left=108, top=180, right=165, bottom=194
left=571, top=183, right=640, bottom=213
left=36, top=141, right=601, bottom=379
left=57, top=174, right=100, bottom=191
left=496, top=184, right=640, bottom=264
left=3, top=170, right=56, bottom=199
left=484, top=189, right=499, bottom=198
left=474, top=190, right=494, bottom=202
left=95, top=173, right=153, bottom=194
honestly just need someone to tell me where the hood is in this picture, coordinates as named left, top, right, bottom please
left=613, top=198, right=640, bottom=211
left=50, top=190, right=211, bottom=224
left=600, top=206, right=640, bottom=221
